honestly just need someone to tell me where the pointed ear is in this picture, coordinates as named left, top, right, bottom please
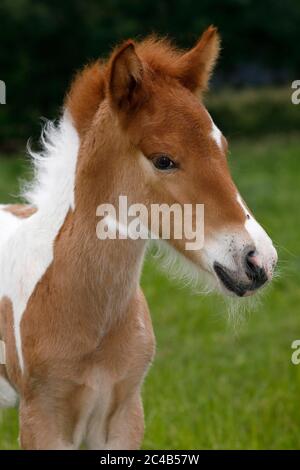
left=177, top=26, right=220, bottom=93
left=107, top=40, right=144, bottom=110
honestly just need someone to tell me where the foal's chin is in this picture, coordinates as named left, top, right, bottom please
left=193, top=266, right=268, bottom=300
left=213, top=275, right=269, bottom=298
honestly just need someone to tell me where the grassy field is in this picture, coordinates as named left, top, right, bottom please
left=0, top=133, right=300, bottom=449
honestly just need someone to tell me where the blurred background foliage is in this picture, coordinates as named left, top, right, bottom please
left=0, top=0, right=299, bottom=150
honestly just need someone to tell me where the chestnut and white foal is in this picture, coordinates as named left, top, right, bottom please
left=0, top=27, right=277, bottom=449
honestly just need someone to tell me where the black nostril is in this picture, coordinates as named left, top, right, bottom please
left=245, top=250, right=268, bottom=288
left=247, top=250, right=256, bottom=258
left=246, top=250, right=256, bottom=274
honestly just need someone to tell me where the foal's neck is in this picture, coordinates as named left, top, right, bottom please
left=55, top=209, right=147, bottom=332
left=54, top=115, right=147, bottom=331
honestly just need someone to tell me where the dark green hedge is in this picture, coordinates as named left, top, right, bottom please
left=0, top=0, right=299, bottom=149
left=206, top=87, right=300, bottom=138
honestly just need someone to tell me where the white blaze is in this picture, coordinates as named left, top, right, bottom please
left=237, top=193, right=277, bottom=272
left=210, top=120, right=223, bottom=150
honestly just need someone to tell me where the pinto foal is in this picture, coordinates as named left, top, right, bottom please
left=0, top=27, right=277, bottom=449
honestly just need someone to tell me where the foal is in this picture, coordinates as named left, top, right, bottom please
left=0, top=27, right=277, bottom=449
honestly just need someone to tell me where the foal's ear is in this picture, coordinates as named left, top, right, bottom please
left=107, top=40, right=144, bottom=110
left=177, top=26, right=220, bottom=93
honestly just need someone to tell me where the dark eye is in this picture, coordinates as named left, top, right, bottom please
left=152, top=154, right=177, bottom=171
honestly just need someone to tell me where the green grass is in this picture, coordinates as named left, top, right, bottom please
left=0, top=133, right=300, bottom=449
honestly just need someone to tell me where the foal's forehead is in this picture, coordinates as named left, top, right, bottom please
left=140, top=85, right=224, bottom=152
left=155, top=85, right=211, bottom=123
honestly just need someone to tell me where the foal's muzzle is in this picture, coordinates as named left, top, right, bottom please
left=214, top=248, right=271, bottom=297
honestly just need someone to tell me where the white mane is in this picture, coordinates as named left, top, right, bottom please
left=23, top=112, right=79, bottom=211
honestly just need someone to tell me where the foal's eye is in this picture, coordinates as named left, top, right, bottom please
left=152, top=154, right=177, bottom=171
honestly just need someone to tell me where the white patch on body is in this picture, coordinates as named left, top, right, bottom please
left=0, top=376, right=18, bottom=408
left=0, top=112, right=80, bottom=371
left=0, top=206, right=23, bottom=246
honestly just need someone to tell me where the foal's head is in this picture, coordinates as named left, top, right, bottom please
left=70, top=26, right=277, bottom=297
